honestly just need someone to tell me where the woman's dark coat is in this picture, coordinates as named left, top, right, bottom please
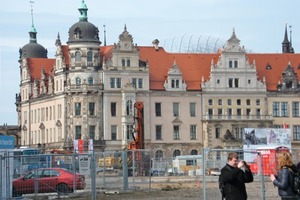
left=273, top=165, right=298, bottom=198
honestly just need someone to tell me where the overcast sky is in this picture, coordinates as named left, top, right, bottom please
left=0, top=0, right=299, bottom=125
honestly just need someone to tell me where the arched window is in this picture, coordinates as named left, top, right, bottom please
left=88, top=77, right=93, bottom=85
left=87, top=51, right=93, bottom=62
left=155, top=150, right=163, bottom=160
left=190, top=149, right=198, bottom=155
left=127, top=59, right=130, bottom=67
left=76, top=77, right=81, bottom=85
left=75, top=51, right=81, bottom=62
left=122, top=59, right=125, bottom=67
left=173, top=149, right=181, bottom=158
left=229, top=60, right=233, bottom=68
left=234, top=60, right=238, bottom=68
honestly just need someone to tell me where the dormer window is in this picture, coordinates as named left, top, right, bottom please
left=74, top=27, right=81, bottom=39
left=229, top=60, right=233, bottom=68
left=234, top=60, right=238, bottom=68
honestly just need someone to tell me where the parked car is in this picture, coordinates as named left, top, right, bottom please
left=13, top=168, right=85, bottom=197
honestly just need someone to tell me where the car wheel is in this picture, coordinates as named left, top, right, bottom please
left=12, top=187, right=22, bottom=197
left=56, top=183, right=69, bottom=195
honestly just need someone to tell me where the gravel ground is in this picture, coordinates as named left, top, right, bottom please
left=70, top=180, right=280, bottom=200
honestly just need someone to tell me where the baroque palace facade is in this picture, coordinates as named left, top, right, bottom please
left=16, top=1, right=300, bottom=159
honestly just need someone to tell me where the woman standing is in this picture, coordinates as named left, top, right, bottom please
left=270, top=152, right=299, bottom=200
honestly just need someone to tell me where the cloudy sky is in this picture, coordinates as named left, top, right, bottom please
left=0, top=0, right=299, bottom=125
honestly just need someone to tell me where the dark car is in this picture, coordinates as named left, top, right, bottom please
left=13, top=168, right=85, bottom=197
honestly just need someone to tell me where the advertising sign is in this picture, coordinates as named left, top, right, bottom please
left=243, top=128, right=291, bottom=162
left=0, top=136, right=14, bottom=149
left=78, top=155, right=90, bottom=175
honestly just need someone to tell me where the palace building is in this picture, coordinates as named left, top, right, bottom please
left=15, top=0, right=300, bottom=159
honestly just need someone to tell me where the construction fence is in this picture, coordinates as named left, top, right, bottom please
left=1, top=148, right=300, bottom=200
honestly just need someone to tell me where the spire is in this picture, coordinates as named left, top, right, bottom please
left=282, top=23, right=291, bottom=53
left=103, top=25, right=107, bottom=46
left=29, top=1, right=37, bottom=43
left=78, top=0, right=88, bottom=22
left=55, top=32, right=61, bottom=46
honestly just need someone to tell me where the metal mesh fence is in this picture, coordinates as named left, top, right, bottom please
left=3, top=147, right=298, bottom=199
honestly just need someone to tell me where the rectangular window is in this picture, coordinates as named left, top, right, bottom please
left=227, top=108, right=232, bottom=119
left=190, top=103, right=196, bottom=117
left=75, top=126, right=81, bottom=139
left=218, top=99, right=222, bottom=105
left=138, top=78, right=143, bottom=88
left=246, top=109, right=251, bottom=116
left=273, top=102, right=280, bottom=117
left=218, top=109, right=222, bottom=119
left=227, top=99, right=232, bottom=105
left=256, top=109, right=261, bottom=118
left=173, top=125, right=180, bottom=140
left=292, top=102, right=299, bottom=117
left=237, top=109, right=241, bottom=119
left=281, top=102, right=288, bottom=117
left=208, top=109, right=213, bottom=119
left=173, top=103, right=179, bottom=117
left=110, top=78, right=115, bottom=88
left=75, top=102, right=81, bottom=116
left=111, top=102, right=116, bottom=116
left=126, top=125, right=133, bottom=140
left=24, top=111, right=27, bottom=124
left=116, top=78, right=121, bottom=88
left=190, top=125, right=196, bottom=140
left=89, top=102, right=95, bottom=116
left=256, top=99, right=260, bottom=106
left=132, top=78, right=137, bottom=88
left=156, top=125, right=162, bottom=140
left=155, top=102, right=161, bottom=117
left=246, top=99, right=251, bottom=105
left=228, top=78, right=233, bottom=88
left=234, top=78, right=239, bottom=87
left=89, top=126, right=95, bottom=139
left=215, top=128, right=220, bottom=138
left=293, top=125, right=300, bottom=141
left=111, top=125, right=117, bottom=140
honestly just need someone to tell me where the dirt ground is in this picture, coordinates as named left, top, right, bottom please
left=71, top=180, right=281, bottom=200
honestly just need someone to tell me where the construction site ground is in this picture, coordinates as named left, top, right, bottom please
left=70, top=179, right=280, bottom=200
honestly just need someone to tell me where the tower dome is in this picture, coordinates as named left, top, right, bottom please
left=67, top=0, right=101, bottom=45
left=20, top=24, right=48, bottom=59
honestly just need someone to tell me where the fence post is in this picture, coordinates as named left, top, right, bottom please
left=91, top=151, right=96, bottom=200
left=257, top=152, right=266, bottom=200
left=122, top=149, right=128, bottom=190
left=202, top=148, right=207, bottom=200
left=0, top=155, right=2, bottom=199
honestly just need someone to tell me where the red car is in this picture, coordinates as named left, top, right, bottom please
left=13, top=168, right=85, bottom=197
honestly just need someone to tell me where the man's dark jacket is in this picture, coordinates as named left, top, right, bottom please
left=219, top=164, right=253, bottom=200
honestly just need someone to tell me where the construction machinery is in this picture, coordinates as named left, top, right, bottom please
left=97, top=102, right=149, bottom=176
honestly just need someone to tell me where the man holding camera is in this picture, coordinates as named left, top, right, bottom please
left=219, top=152, right=254, bottom=200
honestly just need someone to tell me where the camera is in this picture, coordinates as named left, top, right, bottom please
left=243, top=161, right=250, bottom=168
